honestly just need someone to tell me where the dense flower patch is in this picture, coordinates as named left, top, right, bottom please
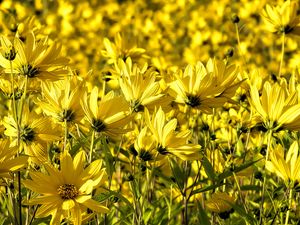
left=0, top=0, right=300, bottom=224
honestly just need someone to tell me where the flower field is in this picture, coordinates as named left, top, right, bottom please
left=0, top=0, right=300, bottom=224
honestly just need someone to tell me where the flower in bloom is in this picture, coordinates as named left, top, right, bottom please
left=81, top=87, right=131, bottom=138
left=169, top=58, right=240, bottom=114
left=23, top=150, right=109, bottom=225
left=3, top=107, right=60, bottom=162
left=0, top=32, right=69, bottom=82
left=266, top=141, right=300, bottom=184
left=145, top=107, right=200, bottom=160
left=261, top=0, right=300, bottom=35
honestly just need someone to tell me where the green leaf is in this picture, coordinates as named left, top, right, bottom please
left=101, top=137, right=115, bottom=179
left=169, top=158, right=185, bottom=191
left=202, top=157, right=216, bottom=181
left=197, top=201, right=211, bottom=225
left=240, top=185, right=261, bottom=191
left=191, top=182, right=226, bottom=195
left=227, top=202, right=257, bottom=225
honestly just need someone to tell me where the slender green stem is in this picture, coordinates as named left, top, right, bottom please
left=89, top=130, right=95, bottom=163
left=260, top=130, right=273, bottom=224
left=285, top=184, right=293, bottom=225
left=10, top=61, right=17, bottom=122
left=278, top=33, right=285, bottom=77
left=63, top=119, right=68, bottom=151
left=18, top=75, right=28, bottom=125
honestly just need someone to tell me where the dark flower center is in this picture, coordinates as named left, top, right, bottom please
left=57, top=184, right=79, bottom=200
left=91, top=118, right=106, bottom=132
left=130, top=100, right=144, bottom=112
left=21, top=125, right=35, bottom=142
left=19, top=64, right=39, bottom=78
left=186, top=94, right=201, bottom=107
left=157, top=145, right=168, bottom=155
left=59, top=109, right=75, bottom=122
left=139, top=149, right=152, bottom=161
left=4, top=46, right=16, bottom=61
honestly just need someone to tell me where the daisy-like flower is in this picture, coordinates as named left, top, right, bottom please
left=39, top=77, right=85, bottom=124
left=118, top=58, right=171, bottom=113
left=81, top=87, right=131, bottom=138
left=102, top=33, right=146, bottom=64
left=249, top=81, right=300, bottom=131
left=0, top=139, right=28, bottom=178
left=0, top=32, right=69, bottom=82
left=23, top=151, right=109, bottom=225
left=266, top=141, right=300, bottom=184
left=3, top=107, right=60, bottom=162
left=261, top=0, right=300, bottom=35
left=169, top=58, right=240, bottom=114
left=144, top=107, right=200, bottom=160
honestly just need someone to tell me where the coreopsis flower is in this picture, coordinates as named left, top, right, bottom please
left=23, top=151, right=109, bottom=225
left=206, top=192, right=235, bottom=213
left=266, top=141, right=300, bottom=184
left=144, top=107, right=200, bottom=160
left=169, top=58, right=240, bottom=114
left=38, top=78, right=85, bottom=124
left=3, top=107, right=60, bottom=162
left=102, top=33, right=146, bottom=64
left=117, top=58, right=171, bottom=113
left=0, top=139, right=28, bottom=178
left=249, top=81, right=300, bottom=131
left=0, top=32, right=69, bottom=82
left=81, top=87, right=131, bottom=138
left=261, top=0, right=300, bottom=35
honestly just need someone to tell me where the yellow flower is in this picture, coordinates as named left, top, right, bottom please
left=102, top=33, right=146, bottom=64
left=3, top=107, right=60, bottom=162
left=0, top=32, right=69, bottom=82
left=0, top=139, right=28, bottom=178
left=81, top=87, right=131, bottom=138
left=266, top=141, right=300, bottom=183
left=249, top=81, right=300, bottom=131
left=23, top=151, right=109, bottom=225
left=169, top=58, right=240, bottom=114
left=261, top=0, right=300, bottom=35
left=118, top=58, right=171, bottom=113
left=39, top=77, right=85, bottom=124
left=206, top=192, right=235, bottom=213
left=145, top=107, right=200, bottom=160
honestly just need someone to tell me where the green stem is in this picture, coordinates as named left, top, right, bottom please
left=63, top=119, right=68, bottom=151
left=89, top=130, right=95, bottom=163
left=278, top=33, right=285, bottom=77
left=260, top=130, right=273, bottom=224
left=284, top=184, right=293, bottom=225
left=235, top=23, right=247, bottom=70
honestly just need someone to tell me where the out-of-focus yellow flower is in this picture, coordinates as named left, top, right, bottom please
left=261, top=0, right=300, bottom=35
left=145, top=107, right=200, bottom=160
left=206, top=192, right=235, bottom=213
left=0, top=139, right=28, bottom=178
left=102, top=33, right=146, bottom=64
left=81, top=87, right=131, bottom=138
left=169, top=58, right=240, bottom=114
left=249, top=81, right=300, bottom=131
left=23, top=151, right=109, bottom=225
left=3, top=107, right=60, bottom=162
left=266, top=141, right=300, bottom=183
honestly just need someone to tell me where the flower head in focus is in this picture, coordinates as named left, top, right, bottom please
left=23, top=151, right=109, bottom=225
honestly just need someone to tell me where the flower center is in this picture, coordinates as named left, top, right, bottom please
left=157, top=145, right=168, bottom=155
left=20, top=125, right=35, bottom=142
left=3, top=46, right=16, bottom=61
left=139, top=149, right=153, bottom=161
left=91, top=118, right=106, bottom=132
left=19, top=64, right=39, bottom=78
left=186, top=94, right=201, bottom=107
left=59, top=109, right=75, bottom=122
left=57, top=184, right=79, bottom=200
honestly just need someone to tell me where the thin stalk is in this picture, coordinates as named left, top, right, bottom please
left=89, top=130, right=95, bottom=163
left=284, top=184, right=293, bottom=225
left=278, top=33, right=285, bottom=77
left=10, top=61, right=17, bottom=121
left=63, top=119, right=68, bottom=151
left=260, top=130, right=273, bottom=224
